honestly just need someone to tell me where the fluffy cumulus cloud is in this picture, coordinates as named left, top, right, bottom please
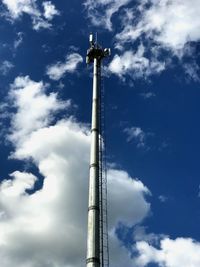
left=111, top=226, right=200, bottom=267
left=46, top=53, right=83, bottom=80
left=85, top=0, right=200, bottom=80
left=7, top=76, right=69, bottom=145
left=0, top=76, right=151, bottom=267
left=109, top=44, right=165, bottom=79
left=0, top=171, right=37, bottom=197
left=135, top=237, right=200, bottom=267
left=2, top=0, right=60, bottom=30
left=1, top=76, right=200, bottom=267
left=108, top=169, right=150, bottom=228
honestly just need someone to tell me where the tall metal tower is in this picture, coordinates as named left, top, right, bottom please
left=86, top=34, right=111, bottom=267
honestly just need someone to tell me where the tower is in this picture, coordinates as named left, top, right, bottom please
left=86, top=34, right=111, bottom=267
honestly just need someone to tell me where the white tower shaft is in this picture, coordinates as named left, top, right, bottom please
left=86, top=58, right=100, bottom=267
left=86, top=34, right=110, bottom=267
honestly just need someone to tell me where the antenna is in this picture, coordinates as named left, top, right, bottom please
left=89, top=33, right=94, bottom=46
left=96, top=32, right=98, bottom=47
left=86, top=34, right=111, bottom=267
left=104, top=48, right=111, bottom=57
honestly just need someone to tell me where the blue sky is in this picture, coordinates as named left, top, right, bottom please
left=0, top=0, right=200, bottom=266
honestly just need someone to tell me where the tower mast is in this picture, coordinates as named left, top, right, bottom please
left=86, top=34, right=110, bottom=267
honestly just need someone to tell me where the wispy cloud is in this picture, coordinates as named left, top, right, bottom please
left=86, top=0, right=200, bottom=80
left=84, top=0, right=131, bottom=31
left=2, top=0, right=60, bottom=30
left=198, top=185, right=200, bottom=198
left=116, top=0, right=200, bottom=50
left=14, top=32, right=24, bottom=49
left=124, top=126, right=146, bottom=148
left=140, top=92, right=156, bottom=99
left=158, top=195, right=168, bottom=203
left=114, top=0, right=200, bottom=79
left=133, top=225, right=167, bottom=244
left=46, top=53, right=83, bottom=80
left=0, top=60, right=14, bottom=75
left=183, top=61, right=200, bottom=82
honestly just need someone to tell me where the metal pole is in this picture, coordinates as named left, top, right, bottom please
left=86, top=58, right=100, bottom=267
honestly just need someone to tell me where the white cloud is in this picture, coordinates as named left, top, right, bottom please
left=158, top=195, right=168, bottom=203
left=135, top=237, right=200, bottom=267
left=2, top=0, right=39, bottom=19
left=133, top=226, right=167, bottom=245
left=183, top=62, right=200, bottom=82
left=113, top=0, right=200, bottom=79
left=140, top=92, right=156, bottom=99
left=108, top=44, right=165, bottom=79
left=8, top=76, right=69, bottom=145
left=2, top=76, right=200, bottom=267
left=116, top=0, right=200, bottom=51
left=0, top=171, right=37, bottom=197
left=198, top=185, right=200, bottom=198
left=0, top=60, right=14, bottom=75
left=2, top=0, right=60, bottom=30
left=0, top=76, right=151, bottom=266
left=124, top=126, right=146, bottom=147
left=84, top=0, right=131, bottom=30
left=46, top=53, right=83, bottom=80
left=14, top=32, right=23, bottom=49
left=31, top=17, right=51, bottom=31
left=108, top=169, right=150, bottom=228
left=86, top=0, right=200, bottom=80
left=109, top=230, right=136, bottom=267
left=43, top=1, right=60, bottom=20
left=0, top=120, right=90, bottom=267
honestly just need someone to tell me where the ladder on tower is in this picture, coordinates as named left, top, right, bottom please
left=99, top=63, right=109, bottom=267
